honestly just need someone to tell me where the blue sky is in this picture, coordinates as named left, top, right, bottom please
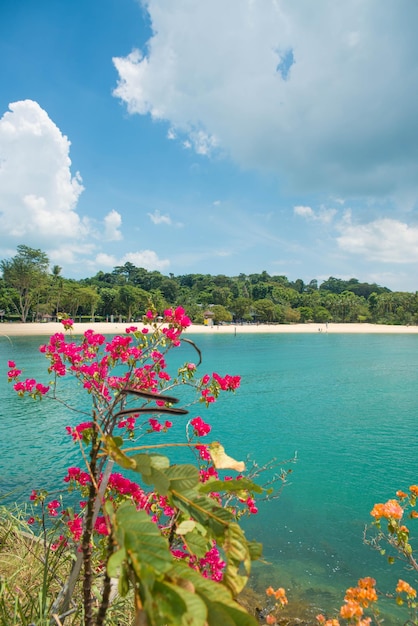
left=1, top=0, right=418, bottom=290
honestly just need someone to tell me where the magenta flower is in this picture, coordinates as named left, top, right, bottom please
left=196, top=445, right=211, bottom=461
left=191, top=416, right=211, bottom=437
left=61, top=319, right=74, bottom=330
left=7, top=368, right=21, bottom=379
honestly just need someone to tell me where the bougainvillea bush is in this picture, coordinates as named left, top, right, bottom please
left=7, top=308, right=277, bottom=626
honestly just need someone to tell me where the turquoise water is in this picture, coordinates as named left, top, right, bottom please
left=1, top=331, right=418, bottom=620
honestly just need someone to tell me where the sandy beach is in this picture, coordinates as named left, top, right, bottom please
left=1, top=321, right=418, bottom=338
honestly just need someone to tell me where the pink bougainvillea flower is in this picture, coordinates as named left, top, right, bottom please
left=7, top=368, right=21, bottom=379
left=61, top=319, right=74, bottom=330
left=67, top=517, right=83, bottom=542
left=212, top=372, right=241, bottom=391
left=64, top=467, right=91, bottom=486
left=65, top=421, right=94, bottom=441
left=196, top=444, right=211, bottom=461
left=190, top=416, right=211, bottom=437
left=35, top=382, right=49, bottom=395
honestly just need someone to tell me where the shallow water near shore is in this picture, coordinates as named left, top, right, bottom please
left=1, top=331, right=418, bottom=622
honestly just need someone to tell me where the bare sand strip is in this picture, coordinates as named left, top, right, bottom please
left=1, top=322, right=418, bottom=338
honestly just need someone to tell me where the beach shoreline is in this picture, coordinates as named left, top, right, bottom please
left=1, top=321, right=418, bottom=337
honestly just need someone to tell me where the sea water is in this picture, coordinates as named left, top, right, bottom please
left=1, top=330, right=418, bottom=620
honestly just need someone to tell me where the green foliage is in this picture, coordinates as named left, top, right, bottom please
left=0, top=245, right=50, bottom=322
left=3, top=245, right=417, bottom=325
left=109, top=501, right=259, bottom=626
left=106, top=433, right=263, bottom=601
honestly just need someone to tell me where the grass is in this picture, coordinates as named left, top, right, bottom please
left=0, top=504, right=135, bottom=625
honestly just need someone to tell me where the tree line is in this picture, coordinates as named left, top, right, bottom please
left=1, top=245, right=417, bottom=325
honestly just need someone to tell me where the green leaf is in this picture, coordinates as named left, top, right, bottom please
left=224, top=523, right=249, bottom=563
left=118, top=564, right=130, bottom=597
left=149, top=580, right=207, bottom=626
left=199, top=478, right=263, bottom=495
left=182, top=530, right=210, bottom=559
left=149, top=453, right=170, bottom=471
left=204, top=600, right=237, bottom=626
left=223, top=524, right=252, bottom=596
left=170, top=489, right=232, bottom=536
left=247, top=540, right=263, bottom=561
left=146, top=580, right=187, bottom=626
left=132, top=453, right=152, bottom=476
left=166, top=464, right=200, bottom=492
left=167, top=563, right=258, bottom=625
left=115, top=503, right=173, bottom=576
left=209, top=600, right=258, bottom=626
left=104, top=435, right=136, bottom=469
left=141, top=467, right=170, bottom=496
left=107, top=547, right=126, bottom=577
left=175, top=520, right=197, bottom=535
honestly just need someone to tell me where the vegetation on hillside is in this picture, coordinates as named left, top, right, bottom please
left=1, top=245, right=417, bottom=325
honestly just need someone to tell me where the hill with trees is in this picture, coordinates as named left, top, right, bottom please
left=1, top=245, right=417, bottom=326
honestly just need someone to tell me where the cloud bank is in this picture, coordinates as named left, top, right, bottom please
left=0, top=100, right=170, bottom=274
left=113, top=0, right=418, bottom=200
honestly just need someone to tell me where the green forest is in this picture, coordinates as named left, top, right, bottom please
left=1, top=245, right=417, bottom=326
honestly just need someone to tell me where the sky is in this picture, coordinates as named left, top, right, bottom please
left=1, top=0, right=418, bottom=291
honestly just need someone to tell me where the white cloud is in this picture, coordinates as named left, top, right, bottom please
left=113, top=1, right=418, bottom=200
left=294, top=204, right=337, bottom=223
left=294, top=205, right=314, bottom=219
left=148, top=209, right=172, bottom=225
left=48, top=242, right=96, bottom=266
left=121, top=250, right=170, bottom=270
left=337, top=218, right=418, bottom=263
left=0, top=100, right=85, bottom=241
left=95, top=252, right=118, bottom=268
left=104, top=209, right=123, bottom=241
left=0, top=100, right=132, bottom=275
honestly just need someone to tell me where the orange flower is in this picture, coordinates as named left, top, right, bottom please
left=370, top=503, right=385, bottom=519
left=396, top=579, right=417, bottom=598
left=340, top=600, right=363, bottom=619
left=370, top=499, right=403, bottom=520
left=266, top=586, right=288, bottom=605
left=410, top=511, right=418, bottom=518
left=409, top=485, right=418, bottom=496
left=275, top=587, right=288, bottom=605
left=396, top=490, right=408, bottom=499
left=358, top=577, right=376, bottom=589
left=316, top=616, right=326, bottom=624
left=266, top=615, right=277, bottom=625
